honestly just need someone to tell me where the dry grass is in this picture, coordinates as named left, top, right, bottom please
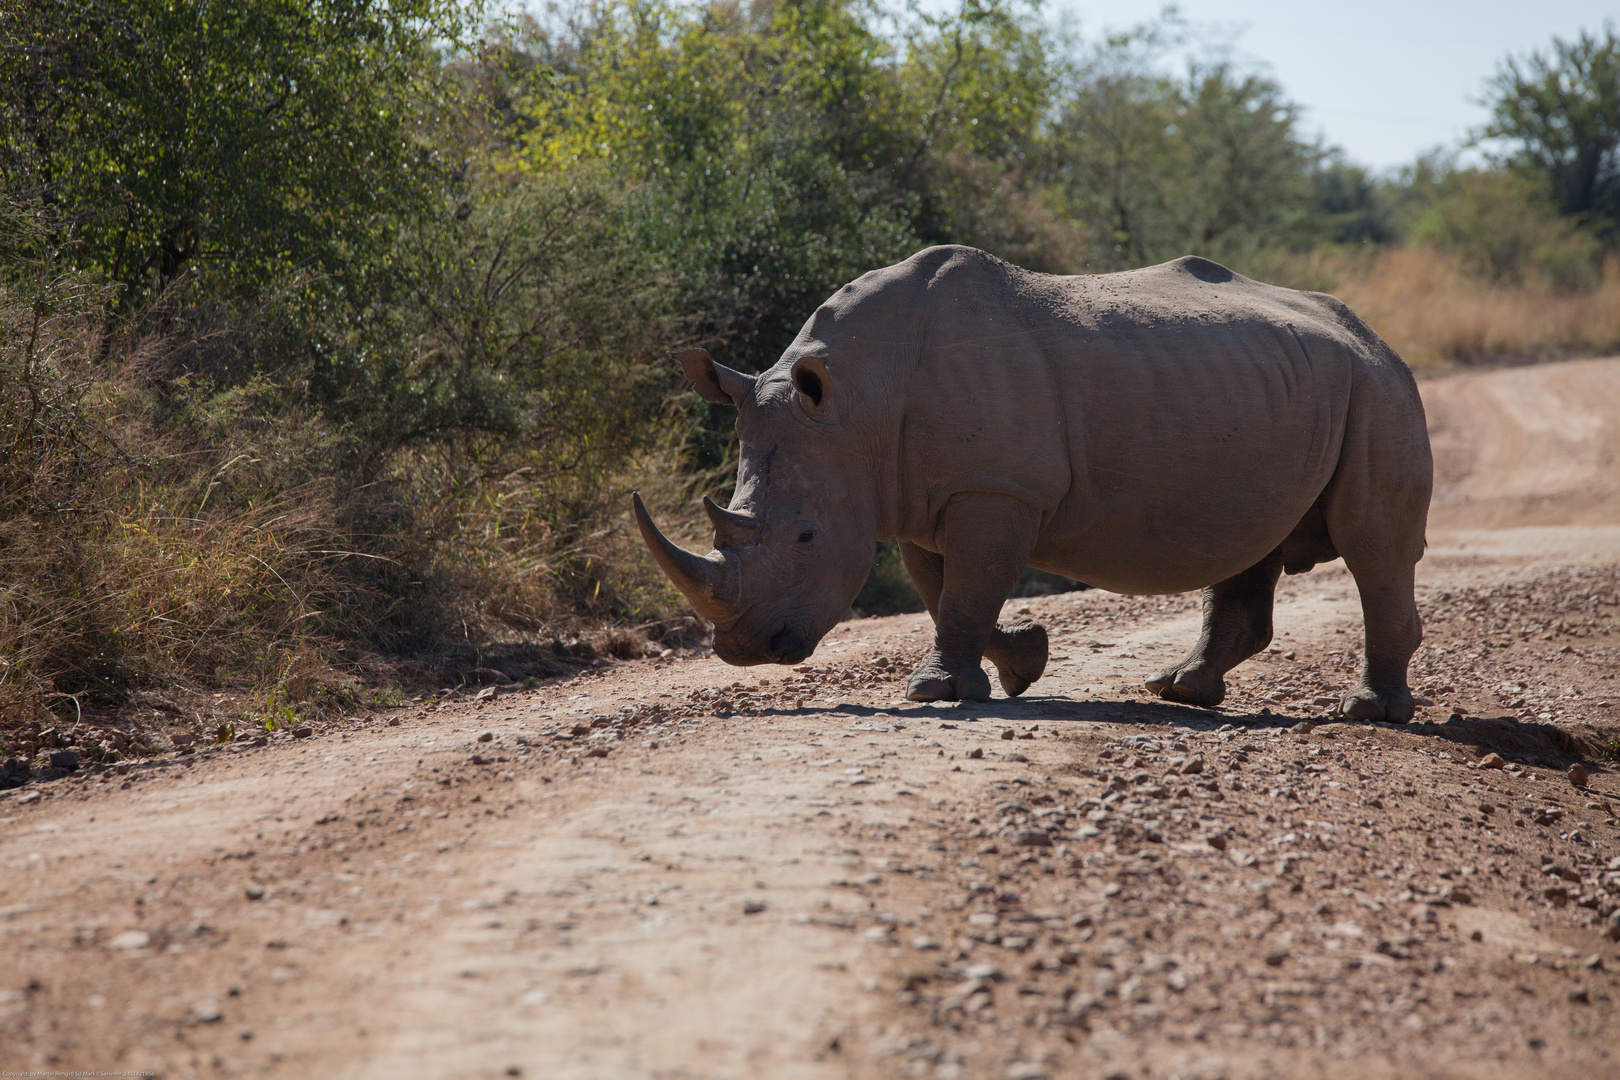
left=368, top=438, right=702, bottom=648
left=0, top=277, right=375, bottom=735
left=1280, top=246, right=1620, bottom=373
left=0, top=273, right=696, bottom=745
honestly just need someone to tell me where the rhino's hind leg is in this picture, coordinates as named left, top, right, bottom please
left=1319, top=395, right=1429, bottom=724
left=986, top=619, right=1048, bottom=697
left=1339, top=563, right=1421, bottom=723
left=1146, top=550, right=1283, bottom=708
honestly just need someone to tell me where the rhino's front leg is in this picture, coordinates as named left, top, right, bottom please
left=899, top=541, right=1049, bottom=697
left=901, top=494, right=1040, bottom=703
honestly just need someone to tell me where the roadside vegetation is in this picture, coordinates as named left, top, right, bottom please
left=2, top=1, right=1619, bottom=744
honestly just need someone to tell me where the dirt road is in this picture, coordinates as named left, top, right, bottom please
left=4, top=359, right=1620, bottom=1080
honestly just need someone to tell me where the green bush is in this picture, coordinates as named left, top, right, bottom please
left=1411, top=170, right=1602, bottom=289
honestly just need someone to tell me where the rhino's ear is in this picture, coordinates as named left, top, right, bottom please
left=673, top=347, right=754, bottom=407
left=790, top=354, right=835, bottom=422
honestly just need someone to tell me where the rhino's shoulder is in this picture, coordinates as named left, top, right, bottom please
left=899, top=245, right=1015, bottom=288
left=820, top=246, right=1011, bottom=316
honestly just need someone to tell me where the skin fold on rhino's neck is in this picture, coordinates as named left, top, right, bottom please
left=872, top=348, right=947, bottom=549
left=871, top=428, right=908, bottom=545
left=817, top=349, right=917, bottom=547
left=789, top=289, right=924, bottom=549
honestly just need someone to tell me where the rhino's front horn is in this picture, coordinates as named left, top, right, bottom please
left=703, top=496, right=761, bottom=548
left=631, top=493, right=740, bottom=625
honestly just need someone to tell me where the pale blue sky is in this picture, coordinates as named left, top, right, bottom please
left=1062, top=1, right=1617, bottom=171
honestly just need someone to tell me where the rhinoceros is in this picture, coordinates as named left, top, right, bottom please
left=633, top=246, right=1431, bottom=721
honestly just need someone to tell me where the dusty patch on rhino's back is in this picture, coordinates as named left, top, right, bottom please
left=1014, top=255, right=1361, bottom=345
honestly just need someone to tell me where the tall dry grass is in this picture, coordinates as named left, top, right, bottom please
left=0, top=271, right=695, bottom=743
left=1285, top=246, right=1620, bottom=373
left=367, top=439, right=703, bottom=647
left=0, top=274, right=376, bottom=733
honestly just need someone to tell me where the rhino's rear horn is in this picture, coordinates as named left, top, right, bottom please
left=631, top=493, right=740, bottom=624
left=703, top=496, right=761, bottom=548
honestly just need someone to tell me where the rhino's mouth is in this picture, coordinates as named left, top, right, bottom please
left=767, top=625, right=812, bottom=665
left=712, top=619, right=814, bottom=666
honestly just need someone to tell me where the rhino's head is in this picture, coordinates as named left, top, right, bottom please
left=633, top=346, right=877, bottom=666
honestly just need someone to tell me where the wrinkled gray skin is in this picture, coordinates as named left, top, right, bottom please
left=634, top=246, right=1432, bottom=721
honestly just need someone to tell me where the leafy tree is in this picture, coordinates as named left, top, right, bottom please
left=895, top=0, right=1075, bottom=268
left=1051, top=42, right=1318, bottom=270
left=1482, top=24, right=1620, bottom=231
left=0, top=0, right=478, bottom=305
left=512, top=0, right=920, bottom=376
left=1304, top=156, right=1398, bottom=246
left=1046, top=50, right=1179, bottom=269
left=1170, top=64, right=1316, bottom=260
left=894, top=0, right=1052, bottom=183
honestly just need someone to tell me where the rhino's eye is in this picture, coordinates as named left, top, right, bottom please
left=798, top=530, right=815, bottom=544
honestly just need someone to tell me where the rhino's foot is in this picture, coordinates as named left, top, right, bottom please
left=986, top=620, right=1048, bottom=698
left=1340, top=683, right=1415, bottom=723
left=905, top=656, right=993, bottom=703
left=1144, top=661, right=1226, bottom=708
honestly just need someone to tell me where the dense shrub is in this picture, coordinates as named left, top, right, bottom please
left=0, top=270, right=366, bottom=724
left=1410, top=170, right=1602, bottom=290
left=0, top=0, right=477, bottom=304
